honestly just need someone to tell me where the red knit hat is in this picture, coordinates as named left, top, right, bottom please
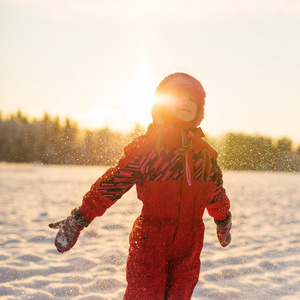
left=152, top=72, right=206, bottom=128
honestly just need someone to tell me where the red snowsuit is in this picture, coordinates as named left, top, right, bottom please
left=80, top=125, right=230, bottom=300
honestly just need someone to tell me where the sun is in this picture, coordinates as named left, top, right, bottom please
left=119, top=62, right=157, bottom=130
left=79, top=60, right=158, bottom=133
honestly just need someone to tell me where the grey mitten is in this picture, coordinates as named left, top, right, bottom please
left=214, top=212, right=232, bottom=247
left=49, top=207, right=91, bottom=253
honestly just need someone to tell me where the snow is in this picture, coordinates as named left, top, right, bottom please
left=0, top=163, right=300, bottom=299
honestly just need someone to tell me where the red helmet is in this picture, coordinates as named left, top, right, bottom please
left=152, top=72, right=206, bottom=127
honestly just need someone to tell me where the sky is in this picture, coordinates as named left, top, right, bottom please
left=1, top=0, right=300, bottom=144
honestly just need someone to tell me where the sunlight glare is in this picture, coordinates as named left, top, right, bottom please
left=79, top=61, right=157, bottom=132
left=119, top=62, right=157, bottom=129
left=80, top=107, right=123, bottom=130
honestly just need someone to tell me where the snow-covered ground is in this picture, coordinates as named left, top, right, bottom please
left=0, top=163, right=299, bottom=299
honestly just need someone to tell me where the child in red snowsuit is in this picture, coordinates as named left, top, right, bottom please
left=49, top=73, right=232, bottom=300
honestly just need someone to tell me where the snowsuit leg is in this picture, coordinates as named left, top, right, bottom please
left=124, top=216, right=171, bottom=299
left=164, top=258, right=200, bottom=300
left=164, top=219, right=204, bottom=299
left=124, top=216, right=204, bottom=300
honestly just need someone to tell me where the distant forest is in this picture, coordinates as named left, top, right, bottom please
left=1, top=110, right=299, bottom=172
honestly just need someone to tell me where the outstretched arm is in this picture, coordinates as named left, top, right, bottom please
left=206, top=163, right=232, bottom=247
left=80, top=153, right=142, bottom=221
left=49, top=139, right=144, bottom=253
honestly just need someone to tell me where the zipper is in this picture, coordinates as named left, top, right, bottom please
left=171, top=180, right=183, bottom=245
left=181, top=129, right=192, bottom=186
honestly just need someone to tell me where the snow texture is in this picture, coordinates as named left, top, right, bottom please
left=0, top=163, right=299, bottom=299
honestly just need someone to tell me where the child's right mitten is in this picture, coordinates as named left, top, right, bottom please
left=49, top=207, right=91, bottom=253
left=214, top=212, right=232, bottom=247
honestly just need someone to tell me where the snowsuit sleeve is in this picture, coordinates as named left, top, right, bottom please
left=206, top=159, right=231, bottom=222
left=80, top=137, right=144, bottom=221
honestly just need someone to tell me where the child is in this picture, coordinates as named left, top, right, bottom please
left=49, top=72, right=232, bottom=300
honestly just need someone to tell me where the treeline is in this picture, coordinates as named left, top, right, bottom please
left=207, top=133, right=300, bottom=172
left=0, top=110, right=143, bottom=166
left=0, top=111, right=299, bottom=172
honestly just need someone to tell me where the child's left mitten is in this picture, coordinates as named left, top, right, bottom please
left=49, top=207, right=91, bottom=253
left=214, top=212, right=232, bottom=247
